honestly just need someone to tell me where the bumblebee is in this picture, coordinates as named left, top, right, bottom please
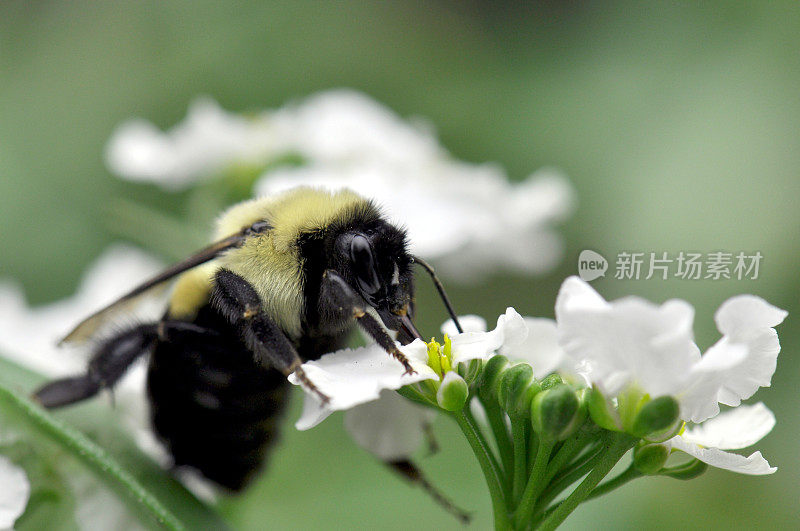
left=33, top=187, right=463, bottom=505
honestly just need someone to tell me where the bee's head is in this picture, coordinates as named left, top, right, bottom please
left=334, top=222, right=415, bottom=332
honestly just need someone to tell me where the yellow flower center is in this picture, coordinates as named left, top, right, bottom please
left=426, top=335, right=453, bottom=378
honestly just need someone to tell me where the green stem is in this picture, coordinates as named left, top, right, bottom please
left=532, top=444, right=604, bottom=517
left=482, top=398, right=515, bottom=479
left=513, top=438, right=554, bottom=528
left=535, top=434, right=638, bottom=531
left=0, top=384, right=184, bottom=530
left=511, top=420, right=529, bottom=504
left=543, top=429, right=596, bottom=484
left=463, top=405, right=507, bottom=500
left=453, top=410, right=512, bottom=530
left=584, top=465, right=642, bottom=501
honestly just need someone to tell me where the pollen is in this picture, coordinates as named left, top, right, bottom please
left=426, top=335, right=454, bottom=379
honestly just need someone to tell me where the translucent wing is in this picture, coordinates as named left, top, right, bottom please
left=60, top=231, right=251, bottom=345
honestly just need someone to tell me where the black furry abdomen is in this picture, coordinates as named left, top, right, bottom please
left=147, top=304, right=291, bottom=491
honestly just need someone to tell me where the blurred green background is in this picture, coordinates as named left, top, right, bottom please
left=1, top=1, right=798, bottom=529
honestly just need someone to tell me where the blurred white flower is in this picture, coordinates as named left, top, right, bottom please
left=106, top=98, right=276, bottom=190
left=667, top=402, right=776, bottom=475
left=106, top=90, right=574, bottom=279
left=343, top=390, right=436, bottom=461
left=289, top=308, right=531, bottom=458
left=68, top=474, right=146, bottom=531
left=0, top=455, right=30, bottom=529
left=0, top=245, right=169, bottom=465
left=0, top=245, right=164, bottom=378
left=554, top=276, right=786, bottom=424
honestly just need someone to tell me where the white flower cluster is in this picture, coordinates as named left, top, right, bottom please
left=106, top=90, right=574, bottom=279
left=290, top=277, right=784, bottom=475
left=555, top=277, right=782, bottom=474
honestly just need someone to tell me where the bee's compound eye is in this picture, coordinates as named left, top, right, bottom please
left=248, top=221, right=272, bottom=234
left=350, top=234, right=381, bottom=295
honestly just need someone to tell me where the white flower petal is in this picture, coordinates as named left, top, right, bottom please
left=289, top=344, right=437, bottom=430
left=0, top=456, right=30, bottom=529
left=556, top=277, right=698, bottom=397
left=344, top=390, right=436, bottom=460
left=441, top=315, right=487, bottom=336
left=708, top=295, right=786, bottom=407
left=669, top=436, right=776, bottom=475
left=681, top=403, right=775, bottom=450
left=449, top=307, right=526, bottom=363
left=500, top=317, right=564, bottom=379
left=714, top=331, right=781, bottom=407
left=715, top=295, right=787, bottom=339
left=677, top=342, right=746, bottom=423
left=555, top=276, right=609, bottom=317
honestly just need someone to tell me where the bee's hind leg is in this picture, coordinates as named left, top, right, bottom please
left=33, top=321, right=210, bottom=409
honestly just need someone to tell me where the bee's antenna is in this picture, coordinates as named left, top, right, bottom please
left=412, top=256, right=463, bottom=334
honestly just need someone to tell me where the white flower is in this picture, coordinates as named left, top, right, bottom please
left=441, top=314, right=565, bottom=379
left=267, top=89, right=442, bottom=166
left=0, top=245, right=170, bottom=466
left=554, top=276, right=786, bottom=423
left=667, top=402, right=776, bottom=475
left=105, top=98, right=276, bottom=190
left=0, top=455, right=30, bottom=529
left=106, top=90, right=574, bottom=280
left=288, top=344, right=437, bottom=431
left=288, top=308, right=528, bottom=457
left=343, top=391, right=436, bottom=461
left=0, top=245, right=165, bottom=378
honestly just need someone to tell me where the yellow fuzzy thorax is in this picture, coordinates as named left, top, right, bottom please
left=212, top=187, right=367, bottom=246
left=168, top=187, right=374, bottom=338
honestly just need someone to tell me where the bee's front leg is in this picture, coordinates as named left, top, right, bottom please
left=319, top=269, right=416, bottom=375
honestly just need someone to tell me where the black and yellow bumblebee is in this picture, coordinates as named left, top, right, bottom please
left=34, top=187, right=464, bottom=516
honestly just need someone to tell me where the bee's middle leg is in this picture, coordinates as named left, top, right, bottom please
left=212, top=268, right=328, bottom=403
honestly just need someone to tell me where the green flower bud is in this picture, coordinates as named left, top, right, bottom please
left=437, top=371, right=469, bottom=411
left=631, top=396, right=680, bottom=438
left=477, top=355, right=509, bottom=403
left=539, top=373, right=563, bottom=390
left=497, top=363, right=539, bottom=418
left=458, top=358, right=482, bottom=386
left=586, top=387, right=623, bottom=432
left=643, top=418, right=684, bottom=443
left=660, top=459, right=709, bottom=480
left=633, top=443, right=670, bottom=475
left=531, top=384, right=581, bottom=441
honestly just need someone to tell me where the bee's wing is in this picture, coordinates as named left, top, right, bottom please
left=60, top=232, right=249, bottom=345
